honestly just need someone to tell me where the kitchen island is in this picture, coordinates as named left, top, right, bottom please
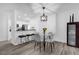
left=15, top=30, right=37, bottom=45
left=10, top=29, right=37, bottom=45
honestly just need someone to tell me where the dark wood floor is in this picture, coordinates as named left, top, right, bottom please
left=0, top=41, right=79, bottom=55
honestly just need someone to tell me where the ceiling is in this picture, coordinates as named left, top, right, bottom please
left=31, top=3, right=62, bottom=14
left=16, top=3, right=62, bottom=14
left=0, top=3, right=62, bottom=21
left=15, top=3, right=62, bottom=19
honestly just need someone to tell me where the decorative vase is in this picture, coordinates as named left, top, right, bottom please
left=72, top=13, right=74, bottom=22
left=70, top=15, right=72, bottom=23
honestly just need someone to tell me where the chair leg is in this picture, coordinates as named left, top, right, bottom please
left=53, top=42, right=55, bottom=48
left=50, top=43, right=52, bottom=52
left=39, top=42, right=41, bottom=52
left=20, top=38, right=22, bottom=44
left=25, top=37, right=27, bottom=42
left=34, top=42, right=36, bottom=50
left=47, top=42, right=48, bottom=48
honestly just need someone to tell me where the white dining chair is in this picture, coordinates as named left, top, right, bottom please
left=32, top=33, right=42, bottom=51
left=45, top=32, right=55, bottom=52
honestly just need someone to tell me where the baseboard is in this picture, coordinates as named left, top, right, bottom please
left=54, top=38, right=67, bottom=44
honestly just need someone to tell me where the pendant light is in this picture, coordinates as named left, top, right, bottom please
left=41, top=7, right=47, bottom=21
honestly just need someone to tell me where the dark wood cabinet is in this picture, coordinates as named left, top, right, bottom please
left=67, top=22, right=79, bottom=48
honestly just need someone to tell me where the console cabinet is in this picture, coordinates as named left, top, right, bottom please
left=67, top=22, right=79, bottom=47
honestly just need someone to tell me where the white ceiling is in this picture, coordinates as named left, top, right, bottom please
left=0, top=3, right=62, bottom=21
left=31, top=3, right=61, bottom=14
left=15, top=3, right=62, bottom=15
left=16, top=3, right=62, bottom=19
left=0, top=3, right=62, bottom=15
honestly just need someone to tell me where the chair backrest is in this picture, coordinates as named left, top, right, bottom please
left=32, top=33, right=41, bottom=42
left=47, top=32, right=54, bottom=40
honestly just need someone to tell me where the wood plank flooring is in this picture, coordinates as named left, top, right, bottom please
left=0, top=41, right=79, bottom=55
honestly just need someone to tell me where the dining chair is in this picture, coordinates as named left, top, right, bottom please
left=45, top=32, right=55, bottom=52
left=32, top=33, right=42, bottom=51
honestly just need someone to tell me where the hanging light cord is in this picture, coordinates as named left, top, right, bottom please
left=42, top=7, right=45, bottom=16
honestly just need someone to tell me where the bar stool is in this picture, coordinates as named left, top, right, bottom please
left=31, top=34, right=35, bottom=40
left=26, top=34, right=31, bottom=42
left=18, top=35, right=26, bottom=44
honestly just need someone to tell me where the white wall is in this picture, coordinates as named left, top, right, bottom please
left=0, top=11, right=8, bottom=41
left=0, top=9, right=11, bottom=41
left=0, top=4, right=16, bottom=41
left=56, top=3, right=79, bottom=43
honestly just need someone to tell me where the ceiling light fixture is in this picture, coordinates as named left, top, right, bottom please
left=41, top=7, right=47, bottom=21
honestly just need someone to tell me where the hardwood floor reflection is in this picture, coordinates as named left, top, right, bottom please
left=0, top=41, right=79, bottom=55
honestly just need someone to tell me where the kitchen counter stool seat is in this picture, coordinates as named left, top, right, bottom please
left=18, top=35, right=26, bottom=44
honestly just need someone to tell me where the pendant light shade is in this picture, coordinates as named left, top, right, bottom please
left=41, top=7, right=47, bottom=21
